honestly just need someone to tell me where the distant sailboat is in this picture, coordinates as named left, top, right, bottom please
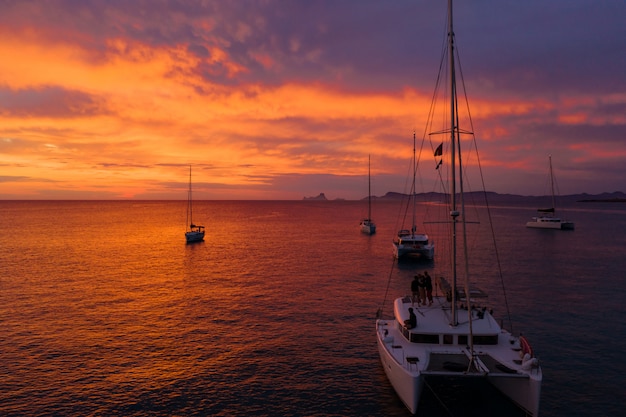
left=185, top=165, right=205, bottom=243
left=526, top=155, right=575, bottom=230
left=360, top=155, right=377, bottom=234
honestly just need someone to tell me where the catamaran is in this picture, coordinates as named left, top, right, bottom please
left=376, top=1, right=542, bottom=415
left=392, top=132, right=434, bottom=260
left=526, top=155, right=575, bottom=230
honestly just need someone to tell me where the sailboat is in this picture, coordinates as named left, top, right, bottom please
left=376, top=1, right=542, bottom=415
left=360, top=155, right=377, bottom=234
left=526, top=155, right=575, bottom=230
left=392, top=133, right=434, bottom=260
left=185, top=165, right=205, bottom=243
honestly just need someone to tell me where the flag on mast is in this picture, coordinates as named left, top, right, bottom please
left=434, top=142, right=443, bottom=169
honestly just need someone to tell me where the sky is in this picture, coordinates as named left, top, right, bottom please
left=1, top=0, right=624, bottom=200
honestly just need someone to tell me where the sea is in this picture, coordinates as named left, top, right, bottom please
left=1, top=199, right=625, bottom=417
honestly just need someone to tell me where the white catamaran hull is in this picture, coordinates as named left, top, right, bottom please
left=376, top=328, right=422, bottom=414
left=393, top=242, right=435, bottom=260
left=488, top=373, right=542, bottom=417
left=526, top=218, right=574, bottom=230
left=376, top=296, right=542, bottom=416
left=376, top=334, right=541, bottom=416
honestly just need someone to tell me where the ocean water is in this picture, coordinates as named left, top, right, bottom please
left=1, top=199, right=625, bottom=416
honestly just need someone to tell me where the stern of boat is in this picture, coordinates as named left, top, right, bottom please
left=488, top=370, right=541, bottom=417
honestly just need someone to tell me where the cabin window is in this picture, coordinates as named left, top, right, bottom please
left=410, top=333, right=439, bottom=344
left=458, top=335, right=468, bottom=345
left=443, top=334, right=454, bottom=345
left=473, top=335, right=499, bottom=345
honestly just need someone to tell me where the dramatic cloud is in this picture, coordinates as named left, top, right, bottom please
left=0, top=0, right=624, bottom=199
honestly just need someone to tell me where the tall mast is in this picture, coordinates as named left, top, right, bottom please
left=448, top=0, right=459, bottom=326
left=549, top=155, right=556, bottom=210
left=368, top=154, right=372, bottom=219
left=412, top=132, right=417, bottom=236
left=187, top=165, right=193, bottom=228
left=447, top=0, right=475, bottom=361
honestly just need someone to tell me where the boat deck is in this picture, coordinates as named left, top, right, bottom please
left=394, top=296, right=501, bottom=336
left=377, top=295, right=541, bottom=380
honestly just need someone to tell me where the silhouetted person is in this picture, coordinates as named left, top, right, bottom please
left=418, top=274, right=427, bottom=305
left=404, top=307, right=417, bottom=329
left=424, top=271, right=433, bottom=306
left=411, top=275, right=421, bottom=305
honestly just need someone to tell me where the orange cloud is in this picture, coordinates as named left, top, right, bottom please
left=1, top=11, right=624, bottom=199
left=0, top=27, right=435, bottom=198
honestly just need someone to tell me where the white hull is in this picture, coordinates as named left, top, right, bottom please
left=376, top=296, right=541, bottom=416
left=393, top=239, right=434, bottom=260
left=488, top=373, right=542, bottom=416
left=526, top=217, right=575, bottom=230
left=376, top=324, right=422, bottom=413
left=185, top=230, right=205, bottom=243
left=360, top=220, right=376, bottom=234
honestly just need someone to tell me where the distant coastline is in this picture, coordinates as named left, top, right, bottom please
left=577, top=198, right=626, bottom=203
left=304, top=191, right=626, bottom=203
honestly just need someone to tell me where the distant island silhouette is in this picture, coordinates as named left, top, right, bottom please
left=577, top=196, right=626, bottom=203
left=364, top=191, right=626, bottom=203
left=303, top=193, right=328, bottom=201
left=302, top=191, right=626, bottom=202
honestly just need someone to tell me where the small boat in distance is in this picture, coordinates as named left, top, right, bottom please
left=392, top=132, right=434, bottom=260
left=376, top=1, right=542, bottom=415
left=185, top=165, right=205, bottom=243
left=526, top=155, right=575, bottom=230
left=360, top=155, right=376, bottom=234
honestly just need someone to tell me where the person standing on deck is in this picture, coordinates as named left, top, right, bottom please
left=417, top=275, right=427, bottom=306
left=411, top=275, right=421, bottom=305
left=423, top=271, right=433, bottom=306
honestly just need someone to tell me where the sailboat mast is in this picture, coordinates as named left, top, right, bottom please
left=549, top=155, right=556, bottom=210
left=187, top=165, right=193, bottom=229
left=412, top=132, right=417, bottom=236
left=448, top=0, right=459, bottom=326
left=447, top=0, right=476, bottom=360
left=368, top=154, right=372, bottom=219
